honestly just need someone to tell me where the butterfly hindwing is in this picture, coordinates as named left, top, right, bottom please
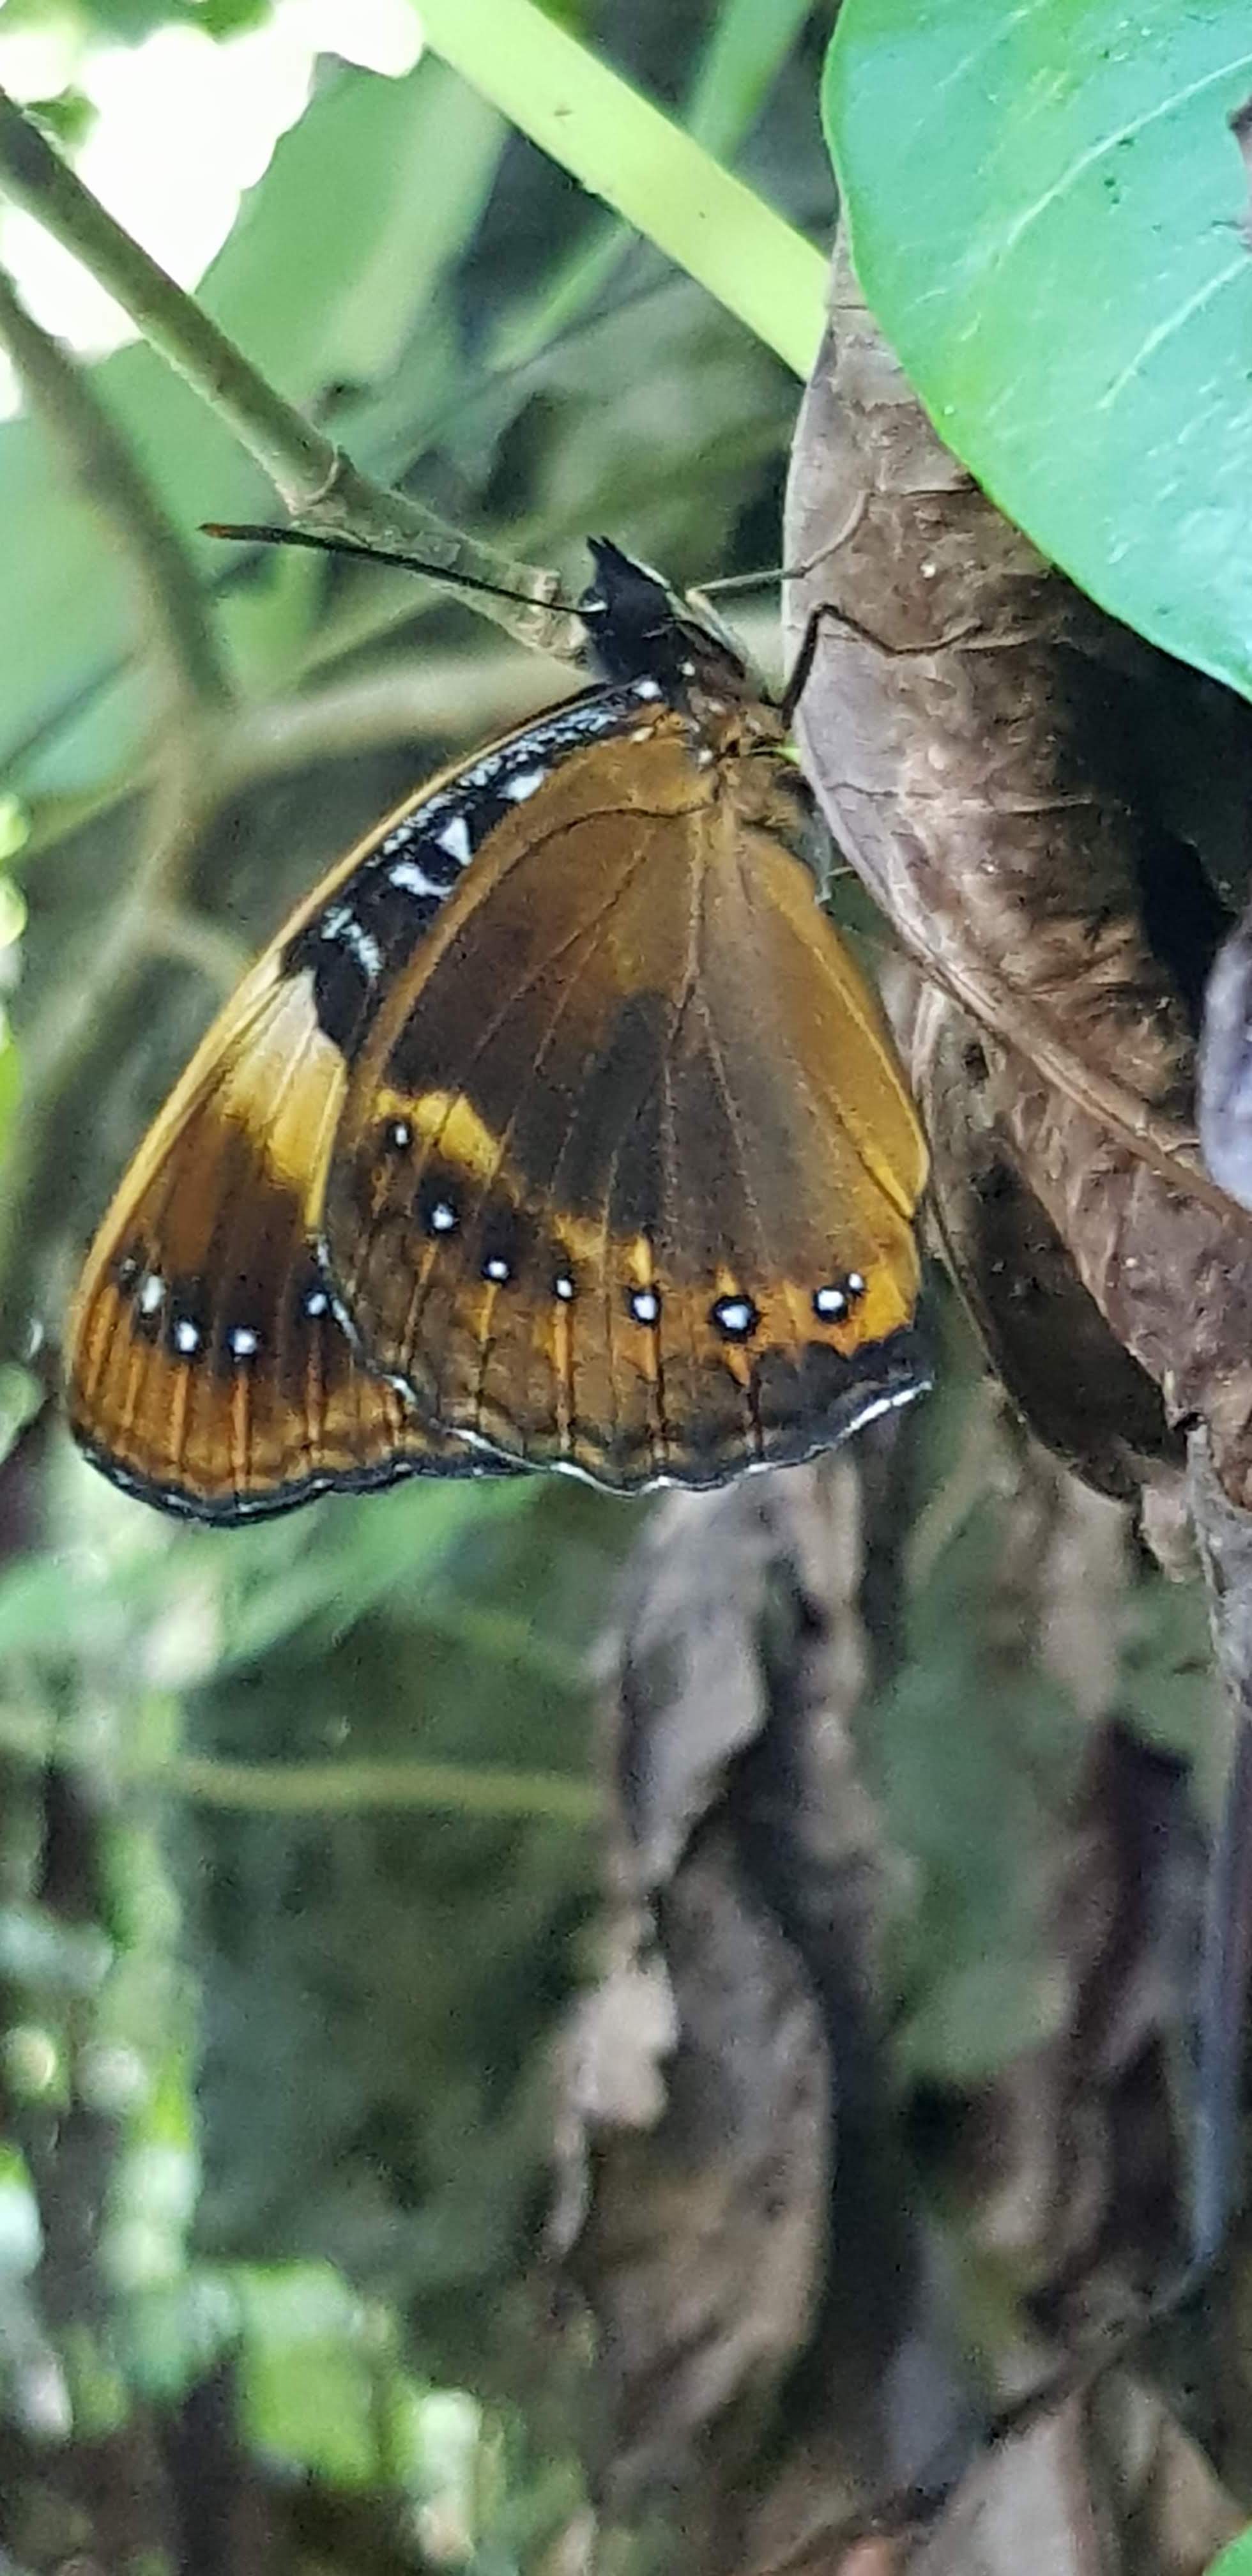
left=323, top=710, right=928, bottom=1490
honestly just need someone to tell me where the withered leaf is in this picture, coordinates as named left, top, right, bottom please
left=905, top=2380, right=1242, bottom=2576
left=909, top=980, right=1179, bottom=1503
left=1198, top=903, right=1252, bottom=1213
left=555, top=1465, right=977, bottom=2554
left=784, top=245, right=1252, bottom=1512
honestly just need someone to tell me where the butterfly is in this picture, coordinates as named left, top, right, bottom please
left=66, top=540, right=930, bottom=1522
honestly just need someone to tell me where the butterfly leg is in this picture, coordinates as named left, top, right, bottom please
left=781, top=599, right=980, bottom=726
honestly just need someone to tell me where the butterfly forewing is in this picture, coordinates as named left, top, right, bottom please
left=62, top=697, right=628, bottom=1517
left=66, top=954, right=473, bottom=1517
left=323, top=711, right=928, bottom=1491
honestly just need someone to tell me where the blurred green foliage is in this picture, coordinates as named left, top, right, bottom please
left=0, top=4, right=840, bottom=2563
left=0, top=3, right=1225, bottom=2565
left=8, top=0, right=273, bottom=40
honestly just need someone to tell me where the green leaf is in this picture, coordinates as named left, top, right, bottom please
left=0, top=2147, right=40, bottom=2280
left=826, top=0, right=1252, bottom=698
left=210, top=1475, right=540, bottom=1671
left=22, top=89, right=96, bottom=151
left=869, top=1462, right=1088, bottom=2085
left=0, top=1534, right=174, bottom=1658
left=1208, top=2535, right=1252, bottom=2576
left=234, top=2262, right=380, bottom=2484
left=194, top=0, right=273, bottom=33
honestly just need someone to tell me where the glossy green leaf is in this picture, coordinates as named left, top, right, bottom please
left=827, top=0, right=1252, bottom=696
left=1208, top=2535, right=1252, bottom=2576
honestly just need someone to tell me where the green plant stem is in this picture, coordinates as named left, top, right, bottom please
left=168, top=1752, right=598, bottom=1823
left=0, top=86, right=583, bottom=661
left=416, top=0, right=827, bottom=379
left=0, top=1705, right=598, bottom=1822
left=0, top=88, right=332, bottom=498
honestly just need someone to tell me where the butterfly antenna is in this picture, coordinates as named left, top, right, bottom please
left=201, top=521, right=584, bottom=618
left=697, top=565, right=785, bottom=599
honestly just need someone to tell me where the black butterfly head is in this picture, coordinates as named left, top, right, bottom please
left=579, top=537, right=752, bottom=701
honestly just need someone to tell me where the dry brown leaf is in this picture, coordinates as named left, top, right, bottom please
left=963, top=1719, right=1202, bottom=2334
left=784, top=245, right=1252, bottom=1510
left=908, top=981, right=1180, bottom=1503
left=554, top=1457, right=978, bottom=2563
left=905, top=2379, right=1242, bottom=2576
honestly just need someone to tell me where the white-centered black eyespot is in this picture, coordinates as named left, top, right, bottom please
left=553, top=1270, right=576, bottom=1304
left=814, top=1272, right=866, bottom=1322
left=165, top=1280, right=209, bottom=1361
left=710, top=1294, right=758, bottom=1342
left=413, top=1171, right=461, bottom=1239
left=627, top=1285, right=661, bottom=1327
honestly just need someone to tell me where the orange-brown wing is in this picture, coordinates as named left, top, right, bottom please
left=323, top=717, right=929, bottom=1491
left=66, top=952, right=487, bottom=1521
left=67, top=675, right=682, bottom=1518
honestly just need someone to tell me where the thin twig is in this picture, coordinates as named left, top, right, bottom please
left=16, top=593, right=786, bottom=878
left=0, top=263, right=233, bottom=1327
left=221, top=650, right=567, bottom=786
left=0, top=749, right=218, bottom=1310
left=0, top=85, right=584, bottom=662
left=142, top=905, right=250, bottom=994
left=0, top=261, right=228, bottom=715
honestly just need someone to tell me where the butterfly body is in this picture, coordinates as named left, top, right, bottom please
left=68, top=542, right=929, bottom=1519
